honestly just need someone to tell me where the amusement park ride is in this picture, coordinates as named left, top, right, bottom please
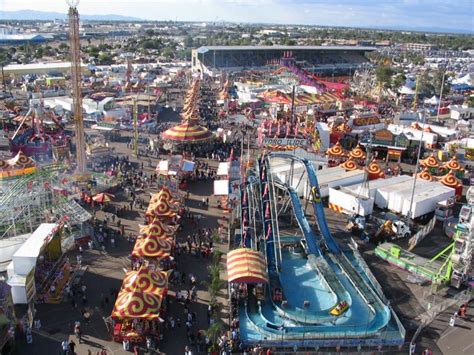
left=236, top=152, right=405, bottom=348
left=375, top=186, right=473, bottom=290
left=67, top=0, right=87, bottom=173
left=9, top=98, right=69, bottom=159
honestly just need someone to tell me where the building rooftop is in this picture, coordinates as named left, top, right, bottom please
left=196, top=45, right=376, bottom=53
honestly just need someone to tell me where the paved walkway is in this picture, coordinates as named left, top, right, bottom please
left=17, top=142, right=229, bottom=354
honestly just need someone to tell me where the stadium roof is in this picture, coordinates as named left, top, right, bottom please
left=196, top=45, right=376, bottom=53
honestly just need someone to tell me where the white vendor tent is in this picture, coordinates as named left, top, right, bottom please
left=214, top=180, right=230, bottom=196
left=7, top=223, right=58, bottom=304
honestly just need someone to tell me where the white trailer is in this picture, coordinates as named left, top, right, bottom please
left=376, top=178, right=431, bottom=209
left=342, top=175, right=412, bottom=199
left=388, top=182, right=437, bottom=214
left=401, top=184, right=455, bottom=219
left=317, top=169, right=366, bottom=198
left=329, top=187, right=374, bottom=216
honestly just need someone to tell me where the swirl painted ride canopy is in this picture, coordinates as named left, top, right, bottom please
left=122, top=268, right=169, bottom=295
left=443, top=156, right=462, bottom=171
left=349, top=144, right=366, bottom=160
left=111, top=289, right=163, bottom=319
left=420, top=154, right=440, bottom=169
left=340, top=158, right=358, bottom=171
left=150, top=187, right=180, bottom=206
left=161, top=122, right=213, bottom=143
left=146, top=198, right=179, bottom=218
left=417, top=168, right=434, bottom=182
left=366, top=159, right=385, bottom=180
left=326, top=141, right=347, bottom=157
left=140, top=219, right=175, bottom=239
left=132, top=234, right=174, bottom=260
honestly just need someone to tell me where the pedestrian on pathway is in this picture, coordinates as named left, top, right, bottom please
left=123, top=338, right=130, bottom=351
left=61, top=339, right=69, bottom=355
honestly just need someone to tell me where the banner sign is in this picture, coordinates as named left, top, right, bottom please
left=263, top=138, right=307, bottom=147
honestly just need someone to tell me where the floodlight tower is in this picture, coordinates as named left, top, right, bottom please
left=67, top=0, right=86, bottom=173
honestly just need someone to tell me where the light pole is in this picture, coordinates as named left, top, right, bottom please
left=406, top=111, right=426, bottom=223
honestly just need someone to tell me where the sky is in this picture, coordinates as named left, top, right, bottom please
left=1, top=0, right=473, bottom=32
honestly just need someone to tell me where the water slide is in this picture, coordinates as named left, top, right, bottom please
left=245, top=153, right=392, bottom=337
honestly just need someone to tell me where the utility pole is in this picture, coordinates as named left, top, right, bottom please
left=133, top=98, right=138, bottom=157
left=435, top=70, right=446, bottom=122
left=67, top=0, right=86, bottom=173
left=406, top=111, right=426, bottom=222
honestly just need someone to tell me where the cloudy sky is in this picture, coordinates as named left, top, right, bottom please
left=1, top=0, right=472, bottom=32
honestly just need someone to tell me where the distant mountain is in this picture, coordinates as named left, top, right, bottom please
left=0, top=10, right=143, bottom=22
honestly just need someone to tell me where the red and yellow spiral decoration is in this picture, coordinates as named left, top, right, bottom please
left=123, top=268, right=169, bottom=295
left=340, top=158, right=358, bottom=171
left=439, top=170, right=463, bottom=199
left=417, top=168, right=434, bottom=182
left=366, top=160, right=385, bottom=180
left=146, top=199, right=178, bottom=218
left=420, top=154, right=439, bottom=169
left=439, top=171, right=462, bottom=188
left=326, top=141, right=346, bottom=157
left=349, top=144, right=366, bottom=160
left=443, top=157, right=461, bottom=171
left=112, top=289, right=162, bottom=319
left=132, top=235, right=174, bottom=260
left=141, top=219, right=175, bottom=238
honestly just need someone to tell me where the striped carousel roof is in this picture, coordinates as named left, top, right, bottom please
left=161, top=122, right=213, bottom=143
left=227, top=248, right=268, bottom=284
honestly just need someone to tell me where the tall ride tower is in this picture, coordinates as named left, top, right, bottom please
left=67, top=0, right=86, bottom=173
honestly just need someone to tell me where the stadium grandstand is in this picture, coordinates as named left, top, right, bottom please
left=192, top=45, right=375, bottom=75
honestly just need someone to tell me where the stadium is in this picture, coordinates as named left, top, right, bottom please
left=192, top=45, right=375, bottom=75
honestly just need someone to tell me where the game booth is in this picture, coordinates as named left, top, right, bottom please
left=112, top=267, right=169, bottom=343
left=7, top=223, right=70, bottom=305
